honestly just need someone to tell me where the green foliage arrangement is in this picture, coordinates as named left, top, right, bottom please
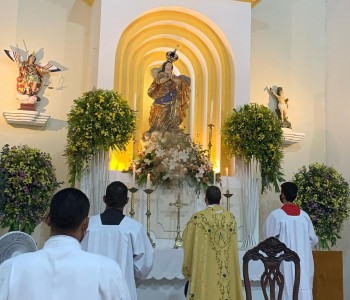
left=222, top=103, right=284, bottom=192
left=293, top=163, right=350, bottom=249
left=0, top=144, right=61, bottom=234
left=133, top=130, right=216, bottom=193
left=65, top=89, right=136, bottom=185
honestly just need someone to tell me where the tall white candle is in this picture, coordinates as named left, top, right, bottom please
left=146, top=173, right=151, bottom=189
left=210, top=100, right=214, bottom=124
left=213, top=169, right=216, bottom=185
left=225, top=167, right=229, bottom=189
left=132, top=163, right=136, bottom=187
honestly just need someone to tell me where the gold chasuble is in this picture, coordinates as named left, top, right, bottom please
left=182, top=205, right=243, bottom=300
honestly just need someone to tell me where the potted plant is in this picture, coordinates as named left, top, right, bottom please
left=293, top=162, right=350, bottom=299
left=0, top=144, right=61, bottom=234
left=293, top=162, right=350, bottom=250
left=222, top=103, right=284, bottom=247
left=222, top=103, right=284, bottom=193
left=65, top=89, right=137, bottom=185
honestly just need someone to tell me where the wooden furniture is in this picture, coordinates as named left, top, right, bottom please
left=313, top=250, right=343, bottom=300
left=243, top=237, right=300, bottom=300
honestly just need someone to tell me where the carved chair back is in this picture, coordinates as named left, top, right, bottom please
left=242, top=236, right=300, bottom=300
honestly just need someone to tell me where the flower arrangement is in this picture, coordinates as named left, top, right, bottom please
left=0, top=144, right=61, bottom=234
left=222, top=103, right=284, bottom=192
left=293, top=163, right=350, bottom=249
left=65, top=89, right=136, bottom=185
left=133, top=130, right=215, bottom=192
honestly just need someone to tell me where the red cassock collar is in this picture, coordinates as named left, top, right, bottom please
left=281, top=203, right=301, bottom=216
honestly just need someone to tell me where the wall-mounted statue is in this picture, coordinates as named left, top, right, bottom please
left=147, top=49, right=191, bottom=133
left=267, top=86, right=291, bottom=128
left=4, top=48, right=61, bottom=109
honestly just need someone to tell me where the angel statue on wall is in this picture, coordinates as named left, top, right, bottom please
left=266, top=86, right=292, bottom=128
left=146, top=49, right=191, bottom=135
left=4, top=47, right=60, bottom=109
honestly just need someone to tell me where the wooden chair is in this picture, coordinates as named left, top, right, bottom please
left=242, top=236, right=300, bottom=300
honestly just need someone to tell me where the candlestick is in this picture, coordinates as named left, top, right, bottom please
left=223, top=191, right=234, bottom=211
left=128, top=187, right=138, bottom=218
left=207, top=124, right=214, bottom=161
left=143, top=188, right=155, bottom=247
left=169, top=194, right=189, bottom=249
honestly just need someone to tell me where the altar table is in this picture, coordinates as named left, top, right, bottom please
left=137, top=248, right=265, bottom=300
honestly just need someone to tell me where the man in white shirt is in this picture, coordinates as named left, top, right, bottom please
left=0, top=188, right=131, bottom=300
left=82, top=181, right=154, bottom=300
left=264, top=182, right=318, bottom=300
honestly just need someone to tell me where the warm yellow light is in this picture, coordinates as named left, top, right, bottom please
left=109, top=141, right=133, bottom=171
left=113, top=8, right=234, bottom=171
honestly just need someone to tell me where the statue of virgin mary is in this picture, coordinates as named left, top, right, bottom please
left=147, top=50, right=191, bottom=132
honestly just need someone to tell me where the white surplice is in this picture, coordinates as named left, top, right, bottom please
left=264, top=209, right=319, bottom=300
left=81, top=215, right=154, bottom=300
left=0, top=235, right=131, bottom=300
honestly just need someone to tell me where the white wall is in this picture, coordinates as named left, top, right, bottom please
left=97, top=0, right=251, bottom=106
left=0, top=0, right=95, bottom=245
left=251, top=0, right=326, bottom=227
left=251, top=0, right=350, bottom=298
left=326, top=0, right=350, bottom=299
left=1, top=0, right=349, bottom=296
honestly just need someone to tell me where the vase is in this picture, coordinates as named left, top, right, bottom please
left=312, top=250, right=343, bottom=300
left=80, top=149, right=109, bottom=215
left=241, top=157, right=261, bottom=249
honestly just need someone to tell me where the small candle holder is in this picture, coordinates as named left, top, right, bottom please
left=207, top=123, right=214, bottom=160
left=169, top=194, right=189, bottom=249
left=143, top=188, right=156, bottom=248
left=128, top=187, right=138, bottom=219
left=223, top=189, right=234, bottom=211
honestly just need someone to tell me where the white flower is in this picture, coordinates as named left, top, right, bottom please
left=168, top=159, right=178, bottom=170
left=195, top=165, right=206, bottom=179
left=144, top=158, right=152, bottom=165
left=178, top=150, right=190, bottom=162
left=155, top=148, right=166, bottom=157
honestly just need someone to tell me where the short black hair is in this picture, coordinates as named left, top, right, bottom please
left=205, top=185, right=221, bottom=205
left=281, top=182, right=298, bottom=202
left=105, top=181, right=128, bottom=207
left=50, top=188, right=90, bottom=230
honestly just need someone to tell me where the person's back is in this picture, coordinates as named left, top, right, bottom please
left=0, top=188, right=131, bottom=300
left=0, top=236, right=129, bottom=300
left=264, top=182, right=318, bottom=300
left=182, top=186, right=243, bottom=300
left=82, top=182, right=154, bottom=300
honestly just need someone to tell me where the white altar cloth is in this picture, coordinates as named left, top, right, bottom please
left=137, top=248, right=265, bottom=300
left=146, top=248, right=264, bottom=280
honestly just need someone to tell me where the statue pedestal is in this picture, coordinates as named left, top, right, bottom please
left=19, top=103, right=37, bottom=111
left=282, top=128, right=305, bottom=146
left=3, top=110, right=50, bottom=127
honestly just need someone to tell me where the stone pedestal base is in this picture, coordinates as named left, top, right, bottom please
left=3, top=110, right=50, bottom=127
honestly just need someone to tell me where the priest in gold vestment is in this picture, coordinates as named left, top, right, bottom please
left=182, top=186, right=243, bottom=300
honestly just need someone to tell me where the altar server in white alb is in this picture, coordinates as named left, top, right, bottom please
left=82, top=181, right=154, bottom=300
left=264, top=182, right=318, bottom=300
left=0, top=188, right=131, bottom=300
